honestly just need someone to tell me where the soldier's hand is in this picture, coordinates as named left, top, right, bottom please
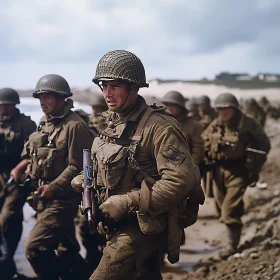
left=25, top=163, right=31, bottom=176
left=99, top=195, right=129, bottom=222
left=36, top=184, right=53, bottom=199
left=10, top=159, right=30, bottom=183
left=10, top=168, right=22, bottom=183
left=71, top=173, right=84, bottom=193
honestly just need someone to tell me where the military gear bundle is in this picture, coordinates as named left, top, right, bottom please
left=92, top=50, right=149, bottom=88
left=0, top=88, right=20, bottom=104
left=33, top=74, right=73, bottom=98
left=162, top=91, right=186, bottom=109
left=27, top=123, right=66, bottom=184
left=214, top=93, right=239, bottom=109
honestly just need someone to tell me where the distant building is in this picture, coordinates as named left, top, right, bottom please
left=257, top=73, right=280, bottom=82
left=215, top=72, right=252, bottom=81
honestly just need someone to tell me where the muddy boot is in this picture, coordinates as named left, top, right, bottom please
left=219, top=224, right=241, bottom=260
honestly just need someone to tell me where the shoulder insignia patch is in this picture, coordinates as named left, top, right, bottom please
left=161, top=145, right=186, bottom=166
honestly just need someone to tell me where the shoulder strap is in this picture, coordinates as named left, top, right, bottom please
left=48, top=126, right=62, bottom=145
left=130, top=106, right=154, bottom=141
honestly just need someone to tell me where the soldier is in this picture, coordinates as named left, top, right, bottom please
left=72, top=50, right=205, bottom=279
left=202, top=93, right=270, bottom=259
left=162, top=91, right=204, bottom=166
left=242, top=98, right=266, bottom=127
left=258, top=96, right=279, bottom=120
left=88, top=93, right=108, bottom=134
left=197, top=95, right=218, bottom=129
left=185, top=98, right=201, bottom=121
left=0, top=88, right=36, bottom=279
left=11, top=74, right=93, bottom=280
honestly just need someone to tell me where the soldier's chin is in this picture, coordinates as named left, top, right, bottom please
left=108, top=105, right=121, bottom=112
left=41, top=108, right=50, bottom=114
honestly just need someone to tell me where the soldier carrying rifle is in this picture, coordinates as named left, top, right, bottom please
left=12, top=74, right=93, bottom=280
left=202, top=93, right=271, bottom=260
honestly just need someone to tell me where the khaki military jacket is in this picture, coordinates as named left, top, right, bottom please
left=0, top=109, right=36, bottom=171
left=199, top=107, right=218, bottom=130
left=176, top=113, right=204, bottom=165
left=22, top=99, right=93, bottom=199
left=202, top=110, right=270, bottom=171
left=92, top=95, right=196, bottom=217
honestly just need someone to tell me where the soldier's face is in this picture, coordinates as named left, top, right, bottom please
left=0, top=104, right=16, bottom=116
left=218, top=107, right=236, bottom=122
left=101, top=81, right=130, bottom=110
left=163, top=103, right=183, bottom=118
left=39, top=92, right=63, bottom=115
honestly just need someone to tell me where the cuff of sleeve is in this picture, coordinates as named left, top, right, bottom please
left=49, top=182, right=59, bottom=197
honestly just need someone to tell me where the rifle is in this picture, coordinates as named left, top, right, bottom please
left=79, top=149, right=96, bottom=234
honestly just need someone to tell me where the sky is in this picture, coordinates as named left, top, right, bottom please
left=1, top=0, right=280, bottom=89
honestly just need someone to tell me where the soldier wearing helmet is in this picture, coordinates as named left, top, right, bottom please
left=71, top=50, right=204, bottom=279
left=242, top=98, right=266, bottom=127
left=88, top=93, right=108, bottom=133
left=162, top=91, right=204, bottom=166
left=186, top=98, right=201, bottom=121
left=197, top=95, right=218, bottom=129
left=12, top=74, right=93, bottom=279
left=202, top=93, right=270, bottom=260
left=0, top=88, right=36, bottom=279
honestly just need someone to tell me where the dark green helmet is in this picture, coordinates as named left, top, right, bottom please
left=197, top=95, right=211, bottom=105
left=0, top=88, right=20, bottom=104
left=92, top=50, right=149, bottom=88
left=214, top=93, right=239, bottom=109
left=162, top=91, right=186, bottom=109
left=33, top=74, right=73, bottom=98
left=90, top=93, right=108, bottom=108
left=185, top=98, right=198, bottom=110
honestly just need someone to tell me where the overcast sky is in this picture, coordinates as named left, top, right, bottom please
left=1, top=0, right=280, bottom=89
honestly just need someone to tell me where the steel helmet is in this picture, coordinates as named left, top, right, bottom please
left=90, top=93, right=108, bottom=108
left=92, top=50, right=149, bottom=88
left=214, top=93, right=239, bottom=109
left=197, top=95, right=211, bottom=105
left=162, top=91, right=186, bottom=109
left=0, top=88, right=20, bottom=104
left=33, top=74, right=73, bottom=98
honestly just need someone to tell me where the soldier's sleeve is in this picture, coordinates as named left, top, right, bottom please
left=148, top=122, right=196, bottom=216
left=190, top=121, right=204, bottom=165
left=49, top=121, right=93, bottom=197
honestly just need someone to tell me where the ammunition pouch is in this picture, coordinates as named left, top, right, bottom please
left=92, top=137, right=136, bottom=190
left=178, top=165, right=205, bottom=228
left=245, top=149, right=266, bottom=171
left=136, top=212, right=167, bottom=235
left=29, top=130, right=66, bottom=182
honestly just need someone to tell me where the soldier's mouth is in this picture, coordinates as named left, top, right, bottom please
left=107, top=101, right=117, bottom=107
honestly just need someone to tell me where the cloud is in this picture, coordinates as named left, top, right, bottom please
left=0, top=0, right=280, bottom=88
